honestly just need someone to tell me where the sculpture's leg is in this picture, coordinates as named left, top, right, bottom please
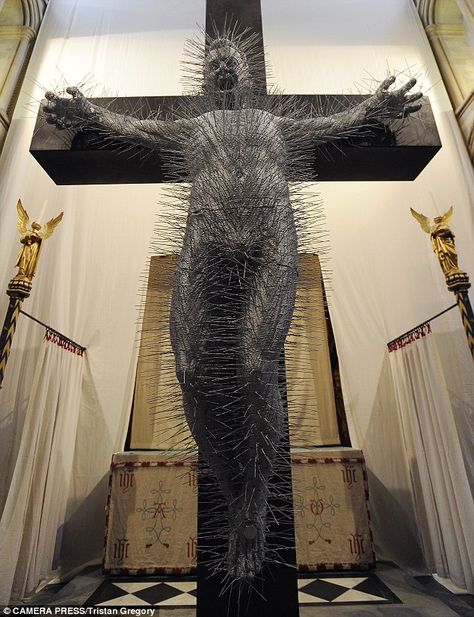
left=170, top=242, right=241, bottom=510
left=227, top=242, right=298, bottom=579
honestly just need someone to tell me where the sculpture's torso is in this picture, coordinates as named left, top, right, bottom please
left=185, top=109, right=292, bottom=251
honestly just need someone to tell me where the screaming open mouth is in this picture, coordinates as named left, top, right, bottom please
left=217, top=74, right=236, bottom=92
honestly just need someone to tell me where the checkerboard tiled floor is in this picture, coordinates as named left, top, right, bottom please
left=85, top=573, right=401, bottom=607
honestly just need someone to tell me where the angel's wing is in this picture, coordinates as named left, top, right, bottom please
left=410, top=208, right=431, bottom=233
left=440, top=206, right=453, bottom=225
left=41, top=211, right=63, bottom=239
left=17, top=199, right=29, bottom=235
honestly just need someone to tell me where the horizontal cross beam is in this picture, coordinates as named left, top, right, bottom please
left=30, top=94, right=440, bottom=185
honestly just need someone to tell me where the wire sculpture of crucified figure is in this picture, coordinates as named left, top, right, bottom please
left=42, top=27, right=422, bottom=581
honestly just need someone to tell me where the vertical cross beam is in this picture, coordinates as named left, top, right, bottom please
left=198, top=4, right=299, bottom=614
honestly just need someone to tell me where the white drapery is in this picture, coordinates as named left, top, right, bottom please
left=0, top=336, right=84, bottom=602
left=263, top=0, right=474, bottom=588
left=0, top=0, right=473, bottom=602
left=388, top=311, right=474, bottom=592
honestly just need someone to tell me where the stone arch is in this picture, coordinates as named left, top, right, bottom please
left=416, top=0, right=437, bottom=26
left=415, top=0, right=474, bottom=161
left=0, top=0, right=48, bottom=151
left=21, top=0, right=48, bottom=32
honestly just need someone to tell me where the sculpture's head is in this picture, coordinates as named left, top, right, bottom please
left=204, top=38, right=252, bottom=104
left=31, top=222, right=42, bottom=231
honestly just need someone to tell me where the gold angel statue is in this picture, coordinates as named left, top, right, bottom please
left=14, top=199, right=63, bottom=282
left=410, top=206, right=462, bottom=277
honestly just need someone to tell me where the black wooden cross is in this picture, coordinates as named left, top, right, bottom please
left=29, top=2, right=441, bottom=616
left=30, top=0, right=440, bottom=184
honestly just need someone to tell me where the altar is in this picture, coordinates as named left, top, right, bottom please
left=104, top=448, right=374, bottom=575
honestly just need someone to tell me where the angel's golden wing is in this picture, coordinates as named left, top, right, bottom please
left=410, top=207, right=431, bottom=233
left=41, top=211, right=63, bottom=239
left=16, top=199, right=29, bottom=235
left=440, top=206, right=453, bottom=225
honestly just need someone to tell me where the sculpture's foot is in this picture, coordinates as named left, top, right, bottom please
left=227, top=518, right=265, bottom=581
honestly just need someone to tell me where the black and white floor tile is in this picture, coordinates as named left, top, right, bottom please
left=86, top=580, right=197, bottom=607
left=297, top=573, right=401, bottom=605
left=85, top=573, right=401, bottom=607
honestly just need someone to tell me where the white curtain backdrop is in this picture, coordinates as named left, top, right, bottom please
left=389, top=313, right=474, bottom=592
left=0, top=337, right=84, bottom=602
left=262, top=0, right=474, bottom=591
left=0, top=0, right=472, bottom=601
left=0, top=0, right=206, bottom=603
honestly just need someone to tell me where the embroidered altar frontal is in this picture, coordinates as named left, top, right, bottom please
left=104, top=449, right=374, bottom=574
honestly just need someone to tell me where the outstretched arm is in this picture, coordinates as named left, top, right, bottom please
left=278, top=76, right=422, bottom=144
left=43, top=86, right=189, bottom=149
